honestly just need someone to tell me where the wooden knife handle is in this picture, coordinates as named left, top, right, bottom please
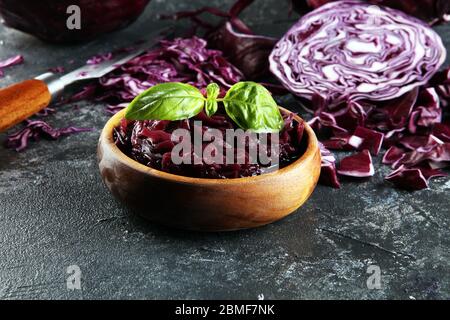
left=0, top=79, right=51, bottom=133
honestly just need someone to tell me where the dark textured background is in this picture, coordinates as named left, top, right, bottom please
left=0, top=0, right=448, bottom=299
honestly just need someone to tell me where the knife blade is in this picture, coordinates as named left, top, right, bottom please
left=37, top=28, right=167, bottom=99
left=0, top=28, right=166, bottom=133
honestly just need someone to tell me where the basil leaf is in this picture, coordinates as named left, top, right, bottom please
left=125, top=82, right=205, bottom=121
left=205, top=83, right=220, bottom=117
left=223, top=81, right=284, bottom=133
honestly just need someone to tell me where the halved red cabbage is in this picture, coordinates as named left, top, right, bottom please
left=0, top=54, right=23, bottom=77
left=270, top=1, right=446, bottom=106
left=337, top=149, right=375, bottom=177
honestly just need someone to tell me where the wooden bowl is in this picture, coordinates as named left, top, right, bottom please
left=97, top=108, right=321, bottom=231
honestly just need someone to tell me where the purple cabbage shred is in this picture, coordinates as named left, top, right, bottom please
left=4, top=120, right=92, bottom=152
left=75, top=37, right=243, bottom=112
left=0, top=54, right=23, bottom=77
left=113, top=108, right=306, bottom=179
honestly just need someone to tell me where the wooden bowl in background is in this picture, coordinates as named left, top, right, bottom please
left=97, top=108, right=321, bottom=231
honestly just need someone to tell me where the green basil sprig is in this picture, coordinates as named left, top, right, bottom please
left=125, top=81, right=284, bottom=132
left=205, top=83, right=219, bottom=117
left=222, top=82, right=283, bottom=133
left=125, top=82, right=205, bottom=121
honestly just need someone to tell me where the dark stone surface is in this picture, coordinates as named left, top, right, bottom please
left=0, top=1, right=448, bottom=300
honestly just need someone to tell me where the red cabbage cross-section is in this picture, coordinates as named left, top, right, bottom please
left=269, top=1, right=446, bottom=105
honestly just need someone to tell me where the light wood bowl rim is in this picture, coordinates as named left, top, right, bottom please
left=100, top=107, right=320, bottom=186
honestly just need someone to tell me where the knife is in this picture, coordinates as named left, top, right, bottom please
left=0, top=29, right=165, bottom=133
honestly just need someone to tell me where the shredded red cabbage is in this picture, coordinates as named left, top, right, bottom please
left=113, top=108, right=306, bottom=179
left=83, top=37, right=243, bottom=109
left=4, top=120, right=92, bottom=152
left=0, top=54, right=23, bottom=77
